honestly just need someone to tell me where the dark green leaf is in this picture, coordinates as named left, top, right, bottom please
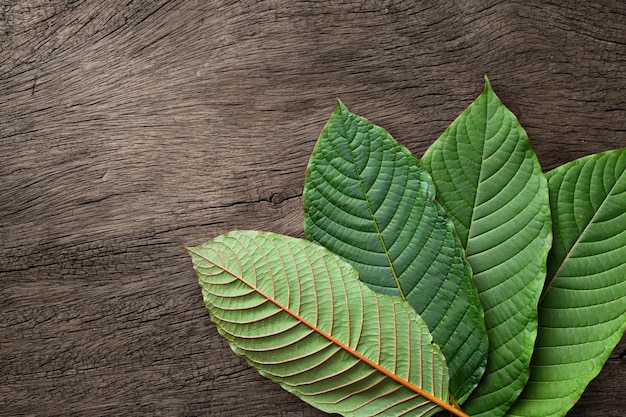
left=303, top=101, right=488, bottom=403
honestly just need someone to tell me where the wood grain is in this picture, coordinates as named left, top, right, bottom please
left=1, top=1, right=624, bottom=416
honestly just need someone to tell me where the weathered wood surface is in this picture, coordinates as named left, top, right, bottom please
left=1, top=1, right=624, bottom=416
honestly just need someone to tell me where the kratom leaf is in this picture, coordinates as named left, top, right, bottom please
left=505, top=149, right=626, bottom=417
left=422, top=78, right=552, bottom=417
left=303, top=101, right=488, bottom=403
left=187, top=231, right=469, bottom=417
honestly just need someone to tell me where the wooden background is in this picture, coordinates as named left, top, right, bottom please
left=1, top=1, right=624, bottom=416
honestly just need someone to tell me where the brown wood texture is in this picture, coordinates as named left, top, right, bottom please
left=1, top=1, right=625, bottom=416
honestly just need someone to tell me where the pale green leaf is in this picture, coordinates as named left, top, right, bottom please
left=188, top=231, right=470, bottom=417
left=506, top=148, right=626, bottom=417
left=422, top=78, right=552, bottom=417
left=303, top=101, right=488, bottom=403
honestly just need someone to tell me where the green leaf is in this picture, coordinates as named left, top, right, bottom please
left=187, top=231, right=469, bottom=417
left=303, top=101, right=488, bottom=403
left=506, top=149, right=626, bottom=417
left=422, top=78, right=552, bottom=417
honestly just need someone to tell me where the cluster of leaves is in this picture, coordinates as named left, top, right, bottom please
left=187, top=78, right=626, bottom=417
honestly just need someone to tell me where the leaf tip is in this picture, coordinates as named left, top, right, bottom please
left=335, top=98, right=349, bottom=113
left=184, top=244, right=201, bottom=257
left=483, top=75, right=492, bottom=92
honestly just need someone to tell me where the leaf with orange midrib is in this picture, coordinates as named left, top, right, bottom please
left=187, top=231, right=467, bottom=417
